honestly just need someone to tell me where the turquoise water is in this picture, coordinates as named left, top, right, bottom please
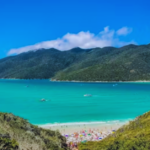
left=0, top=79, right=150, bottom=125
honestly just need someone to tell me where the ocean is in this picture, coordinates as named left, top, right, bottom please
left=0, top=79, right=150, bottom=126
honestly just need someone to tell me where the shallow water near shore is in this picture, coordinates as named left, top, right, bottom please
left=0, top=79, right=150, bottom=126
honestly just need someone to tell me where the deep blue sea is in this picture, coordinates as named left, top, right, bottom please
left=0, top=79, right=150, bottom=125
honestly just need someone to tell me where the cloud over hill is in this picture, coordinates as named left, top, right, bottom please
left=8, top=26, right=135, bottom=55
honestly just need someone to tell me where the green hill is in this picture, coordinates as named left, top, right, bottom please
left=53, top=44, right=150, bottom=81
left=0, top=47, right=88, bottom=79
left=0, top=112, right=68, bottom=150
left=1, top=44, right=150, bottom=81
left=79, top=111, right=150, bottom=150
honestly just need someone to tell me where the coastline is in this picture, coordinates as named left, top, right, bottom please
left=1, top=78, right=150, bottom=83
left=51, top=79, right=150, bottom=83
left=39, top=120, right=129, bottom=145
left=39, top=121, right=129, bottom=134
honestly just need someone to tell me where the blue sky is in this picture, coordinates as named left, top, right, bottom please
left=0, top=0, right=150, bottom=58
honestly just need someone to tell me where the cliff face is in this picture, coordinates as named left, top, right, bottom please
left=79, top=111, right=150, bottom=150
left=0, top=112, right=68, bottom=150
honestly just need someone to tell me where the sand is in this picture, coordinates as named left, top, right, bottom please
left=39, top=121, right=128, bottom=134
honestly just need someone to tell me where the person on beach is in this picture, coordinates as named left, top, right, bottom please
left=73, top=145, right=78, bottom=150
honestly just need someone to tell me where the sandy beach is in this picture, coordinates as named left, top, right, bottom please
left=40, top=121, right=128, bottom=149
left=39, top=121, right=127, bottom=134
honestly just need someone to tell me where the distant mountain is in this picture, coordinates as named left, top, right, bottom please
left=0, top=48, right=85, bottom=79
left=53, top=44, right=150, bottom=81
left=1, top=44, right=150, bottom=81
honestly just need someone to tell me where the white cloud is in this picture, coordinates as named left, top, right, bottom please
left=116, top=27, right=132, bottom=36
left=7, top=26, right=135, bottom=55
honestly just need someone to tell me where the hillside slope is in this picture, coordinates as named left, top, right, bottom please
left=0, top=112, right=68, bottom=150
left=79, top=111, right=150, bottom=150
left=53, top=44, right=150, bottom=81
left=0, top=48, right=86, bottom=79
left=1, top=44, right=150, bottom=81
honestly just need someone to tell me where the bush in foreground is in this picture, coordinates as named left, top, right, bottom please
left=0, top=112, right=68, bottom=150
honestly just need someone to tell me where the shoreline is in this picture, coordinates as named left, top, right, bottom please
left=1, top=78, right=150, bottom=83
left=39, top=120, right=129, bottom=134
left=51, top=79, right=150, bottom=83
left=39, top=120, right=129, bottom=145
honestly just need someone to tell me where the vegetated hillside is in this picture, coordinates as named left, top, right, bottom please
left=0, top=112, right=68, bottom=150
left=79, top=111, right=150, bottom=150
left=0, top=48, right=87, bottom=79
left=1, top=44, right=150, bottom=81
left=53, top=44, right=150, bottom=81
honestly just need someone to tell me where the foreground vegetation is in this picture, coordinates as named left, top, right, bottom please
left=0, top=112, right=68, bottom=150
left=1, top=44, right=150, bottom=81
left=1, top=111, right=150, bottom=149
left=79, top=111, right=150, bottom=150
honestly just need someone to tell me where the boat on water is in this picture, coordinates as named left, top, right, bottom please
left=40, top=98, right=46, bottom=102
left=84, top=94, right=92, bottom=97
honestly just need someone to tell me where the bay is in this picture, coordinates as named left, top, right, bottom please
left=0, top=79, right=150, bottom=125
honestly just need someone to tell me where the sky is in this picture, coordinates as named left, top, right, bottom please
left=0, top=0, right=150, bottom=58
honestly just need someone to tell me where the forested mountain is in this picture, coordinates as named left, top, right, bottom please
left=0, top=44, right=150, bottom=81
left=0, top=48, right=86, bottom=79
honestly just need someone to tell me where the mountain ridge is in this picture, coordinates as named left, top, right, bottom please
left=1, top=44, right=150, bottom=81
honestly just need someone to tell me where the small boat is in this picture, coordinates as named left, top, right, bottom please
left=40, top=98, right=46, bottom=102
left=84, top=94, right=92, bottom=97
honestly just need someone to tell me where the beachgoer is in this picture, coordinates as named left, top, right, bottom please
left=73, top=145, right=78, bottom=150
